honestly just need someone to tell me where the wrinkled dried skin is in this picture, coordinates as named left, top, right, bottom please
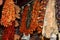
left=2, top=22, right=15, bottom=40
left=1, top=0, right=15, bottom=27
left=20, top=0, right=48, bottom=35
left=20, top=6, right=30, bottom=35
left=32, top=0, right=48, bottom=34
left=42, top=0, right=58, bottom=38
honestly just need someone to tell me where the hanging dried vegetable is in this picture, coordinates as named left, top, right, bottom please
left=1, top=0, right=15, bottom=40
left=1, top=0, right=20, bottom=40
left=1, top=0, right=16, bottom=27
left=20, top=5, right=30, bottom=35
left=36, top=0, right=48, bottom=33
left=1, top=0, right=20, bottom=27
left=42, top=0, right=58, bottom=38
left=20, top=0, right=48, bottom=35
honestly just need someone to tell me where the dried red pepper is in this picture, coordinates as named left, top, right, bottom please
left=1, top=0, right=16, bottom=40
left=2, top=21, right=15, bottom=40
left=20, top=0, right=48, bottom=35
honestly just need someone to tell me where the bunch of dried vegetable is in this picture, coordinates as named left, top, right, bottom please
left=20, top=0, right=48, bottom=36
left=42, top=0, right=58, bottom=38
left=0, top=0, right=20, bottom=40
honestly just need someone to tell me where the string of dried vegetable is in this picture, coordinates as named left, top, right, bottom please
left=1, top=0, right=20, bottom=40
left=20, top=0, right=48, bottom=35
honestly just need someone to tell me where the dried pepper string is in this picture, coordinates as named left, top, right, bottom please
left=1, top=0, right=20, bottom=40
left=20, top=5, right=30, bottom=35
left=1, top=0, right=15, bottom=27
left=1, top=0, right=20, bottom=28
left=2, top=21, right=15, bottom=40
left=42, top=0, right=58, bottom=38
left=36, top=0, right=48, bottom=33
left=20, top=0, right=38, bottom=35
left=1, top=0, right=15, bottom=40
left=20, top=0, right=48, bottom=35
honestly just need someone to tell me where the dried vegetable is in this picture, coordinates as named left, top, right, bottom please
left=20, top=0, right=48, bottom=35
left=1, top=0, right=20, bottom=40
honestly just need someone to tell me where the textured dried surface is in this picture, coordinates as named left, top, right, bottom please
left=42, top=0, right=58, bottom=38
left=20, top=5, right=30, bottom=35
left=20, top=0, right=48, bottom=35
left=1, top=0, right=20, bottom=27
left=1, top=0, right=16, bottom=40
left=2, top=21, right=15, bottom=40
left=1, top=0, right=15, bottom=27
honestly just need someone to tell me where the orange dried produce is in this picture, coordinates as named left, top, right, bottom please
left=20, top=5, right=30, bottom=35
left=30, top=0, right=48, bottom=34
left=1, top=0, right=15, bottom=27
left=20, top=0, right=48, bottom=35
left=1, top=0, right=20, bottom=40
left=20, top=0, right=39, bottom=35
left=37, top=0, right=48, bottom=33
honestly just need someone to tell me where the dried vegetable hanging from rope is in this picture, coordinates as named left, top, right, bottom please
left=1, top=0, right=20, bottom=40
left=20, top=0, right=48, bottom=35
left=1, top=0, right=20, bottom=27
left=42, top=0, right=58, bottom=38
left=1, top=0, right=15, bottom=27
